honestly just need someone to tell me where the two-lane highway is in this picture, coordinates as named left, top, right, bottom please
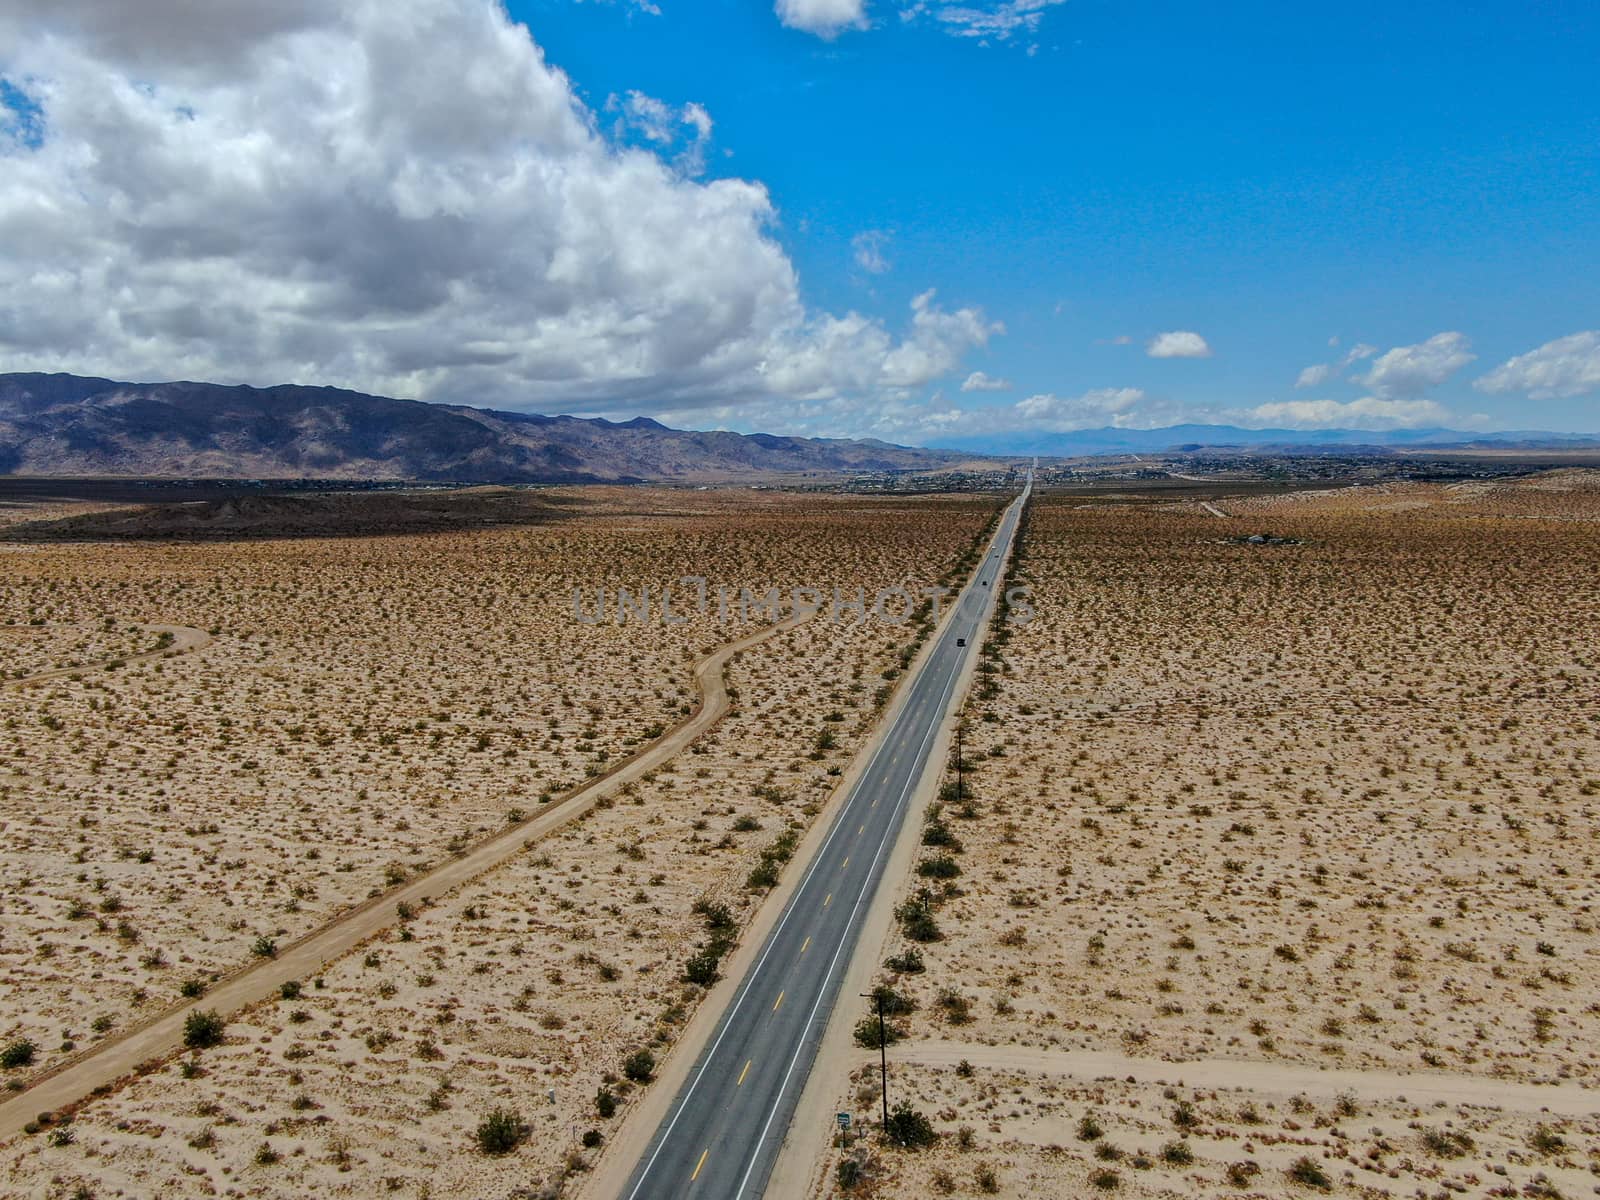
left=620, top=475, right=1031, bottom=1200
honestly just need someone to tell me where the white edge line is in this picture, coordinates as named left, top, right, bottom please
left=732, top=495, right=1023, bottom=1198
left=627, top=491, right=1023, bottom=1200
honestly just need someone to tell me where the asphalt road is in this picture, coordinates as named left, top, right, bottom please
left=620, top=476, right=1031, bottom=1200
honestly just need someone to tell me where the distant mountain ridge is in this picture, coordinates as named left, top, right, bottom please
left=933, top=424, right=1600, bottom=457
left=0, top=373, right=967, bottom=482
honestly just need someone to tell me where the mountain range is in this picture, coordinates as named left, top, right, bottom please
left=2, top=372, right=1594, bottom=482
left=0, top=373, right=968, bottom=483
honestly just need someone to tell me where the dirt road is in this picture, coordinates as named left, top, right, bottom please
left=884, top=1040, right=1600, bottom=1119
left=2, top=622, right=212, bottom=690
left=0, top=612, right=802, bottom=1143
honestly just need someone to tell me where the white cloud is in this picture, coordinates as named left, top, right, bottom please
left=1015, top=387, right=1149, bottom=430
left=1293, top=342, right=1377, bottom=389
left=758, top=290, right=1001, bottom=400
left=851, top=229, right=891, bottom=275
left=1358, top=332, right=1475, bottom=399
left=900, top=0, right=1067, bottom=41
left=0, top=0, right=994, bottom=417
left=775, top=0, right=869, bottom=37
left=960, top=371, right=1011, bottom=392
left=1245, top=397, right=1454, bottom=431
left=606, top=90, right=714, bottom=174
left=1146, top=330, right=1213, bottom=359
left=1475, top=331, right=1600, bottom=400
left=1294, top=363, right=1338, bottom=390
left=576, top=0, right=662, bottom=14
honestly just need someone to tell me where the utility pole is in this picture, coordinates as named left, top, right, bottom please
left=859, top=991, right=888, bottom=1129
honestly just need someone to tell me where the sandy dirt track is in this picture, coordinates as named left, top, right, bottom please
left=0, top=610, right=801, bottom=1142
left=2, top=622, right=212, bottom=690
left=883, top=1040, right=1600, bottom=1119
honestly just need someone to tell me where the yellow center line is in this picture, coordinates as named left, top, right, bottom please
left=738, top=1059, right=752, bottom=1086
left=857, top=823, right=865, bottom=835
left=692, top=1147, right=710, bottom=1181
left=823, top=892, right=832, bottom=908
left=801, top=935, right=811, bottom=954
left=773, top=990, right=785, bottom=1012
left=842, top=856, right=850, bottom=869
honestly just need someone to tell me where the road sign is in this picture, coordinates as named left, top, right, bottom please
left=836, top=1112, right=851, bottom=1130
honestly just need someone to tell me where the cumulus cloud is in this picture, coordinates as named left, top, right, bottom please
left=606, top=90, right=714, bottom=174
left=1245, top=398, right=1454, bottom=431
left=758, top=290, right=1001, bottom=400
left=1358, top=332, right=1475, bottom=399
left=851, top=229, right=891, bottom=275
left=1475, top=331, right=1600, bottom=400
left=775, top=0, right=869, bottom=37
left=0, top=0, right=994, bottom=418
left=1146, top=330, right=1213, bottom=359
left=1294, top=362, right=1338, bottom=390
left=900, top=0, right=1067, bottom=41
left=1015, top=387, right=1149, bottom=429
left=1293, top=342, right=1377, bottom=389
left=960, top=371, right=1011, bottom=392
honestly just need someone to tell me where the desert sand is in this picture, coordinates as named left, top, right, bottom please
left=809, top=471, right=1600, bottom=1198
left=0, top=486, right=1000, bottom=1198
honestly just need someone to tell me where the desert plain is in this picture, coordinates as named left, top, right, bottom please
left=811, top=470, right=1600, bottom=1199
left=0, top=484, right=999, bottom=1198
left=1, top=469, right=1597, bottom=1200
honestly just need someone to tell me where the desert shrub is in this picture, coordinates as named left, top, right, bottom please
left=182, top=1010, right=226, bottom=1050
left=1160, top=1140, right=1194, bottom=1165
left=746, top=860, right=780, bottom=890
left=1226, top=1161, right=1261, bottom=1187
left=853, top=1015, right=905, bottom=1049
left=1287, top=1156, right=1331, bottom=1189
left=581, top=1128, right=602, bottom=1148
left=1419, top=1127, right=1475, bottom=1158
left=884, top=948, right=924, bottom=974
left=836, top=1158, right=863, bottom=1189
left=279, top=980, right=302, bottom=1001
left=595, top=1086, right=617, bottom=1118
left=883, top=1102, right=936, bottom=1149
left=475, top=1108, right=526, bottom=1155
left=870, top=983, right=916, bottom=1015
left=917, top=854, right=961, bottom=879
left=683, top=949, right=722, bottom=987
left=934, top=988, right=972, bottom=1025
left=1076, top=1113, right=1104, bottom=1141
left=180, top=978, right=206, bottom=998
left=1090, top=1168, right=1120, bottom=1189
left=1529, top=1125, right=1566, bottom=1155
left=898, top=903, right=942, bottom=943
left=692, top=899, right=737, bottom=933
left=622, top=1048, right=656, bottom=1083
left=0, top=1040, right=36, bottom=1070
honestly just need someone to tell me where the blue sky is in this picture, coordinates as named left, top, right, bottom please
left=1, top=0, right=1597, bottom=441
left=519, top=0, right=1600, bottom=435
